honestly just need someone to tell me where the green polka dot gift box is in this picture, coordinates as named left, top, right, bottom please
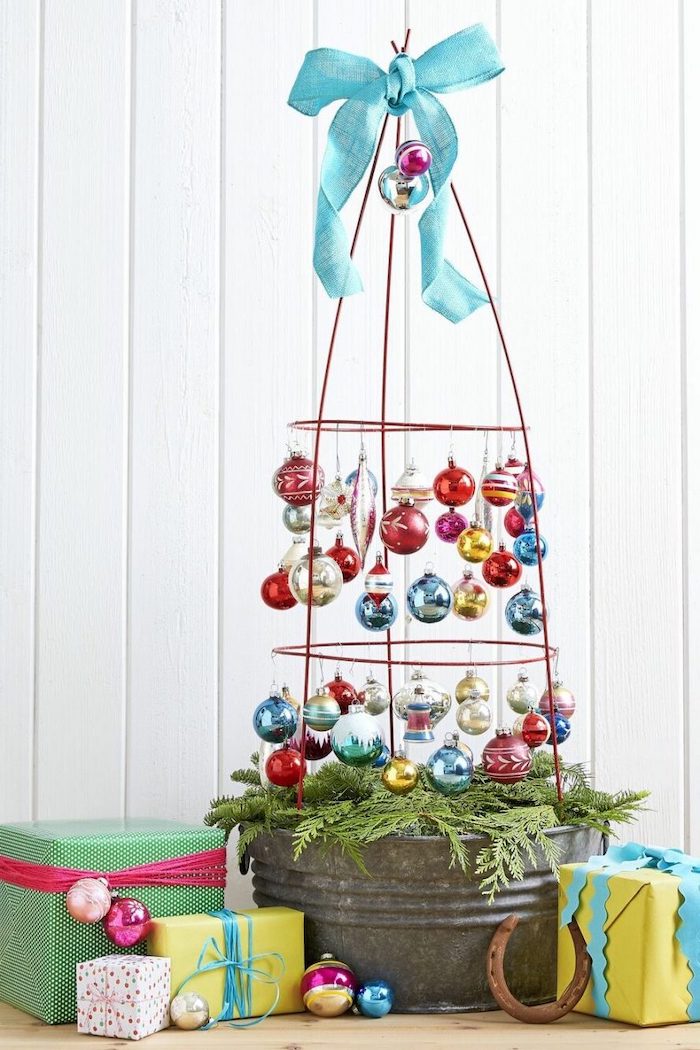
left=0, top=819, right=226, bottom=1024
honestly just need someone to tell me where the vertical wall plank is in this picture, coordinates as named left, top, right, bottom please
left=35, top=0, right=130, bottom=818
left=0, top=0, right=40, bottom=819
left=128, top=0, right=221, bottom=820
left=499, top=1, right=590, bottom=765
left=591, top=1, right=683, bottom=841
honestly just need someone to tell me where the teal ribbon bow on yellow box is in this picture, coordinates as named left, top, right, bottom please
left=288, top=24, right=504, bottom=324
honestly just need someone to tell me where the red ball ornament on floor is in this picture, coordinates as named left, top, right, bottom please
left=325, top=669, right=357, bottom=714
left=325, top=532, right=361, bottom=582
left=482, top=728, right=533, bottom=784
left=272, top=449, right=324, bottom=506
left=520, top=709, right=551, bottom=748
left=504, top=505, right=526, bottom=538
left=432, top=455, right=475, bottom=507
left=265, top=745, right=306, bottom=787
left=261, top=564, right=298, bottom=610
left=482, top=543, right=523, bottom=588
left=379, top=497, right=429, bottom=555
left=103, top=897, right=152, bottom=948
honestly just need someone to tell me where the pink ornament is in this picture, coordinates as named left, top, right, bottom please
left=540, top=681, right=576, bottom=720
left=504, top=505, right=526, bottom=538
left=65, top=877, right=112, bottom=924
left=395, top=139, right=432, bottom=177
left=379, top=498, right=429, bottom=556
left=482, top=728, right=533, bottom=784
left=103, top=897, right=152, bottom=948
left=435, top=509, right=468, bottom=543
left=272, top=449, right=324, bottom=506
left=300, top=955, right=359, bottom=1017
left=365, top=552, right=393, bottom=607
left=350, top=449, right=376, bottom=568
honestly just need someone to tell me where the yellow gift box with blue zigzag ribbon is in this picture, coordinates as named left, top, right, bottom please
left=557, top=844, right=700, bottom=1026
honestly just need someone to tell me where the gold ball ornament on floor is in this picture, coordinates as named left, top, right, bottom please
left=381, top=750, right=420, bottom=794
left=170, top=992, right=210, bottom=1030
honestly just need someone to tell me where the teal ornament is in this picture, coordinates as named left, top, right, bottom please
left=425, top=732, right=473, bottom=795
left=544, top=709, right=571, bottom=744
left=331, top=703, right=384, bottom=766
left=355, top=592, right=398, bottom=632
left=378, top=166, right=430, bottom=212
left=252, top=694, right=297, bottom=743
left=288, top=25, right=504, bottom=324
left=372, top=743, right=391, bottom=768
left=345, top=467, right=378, bottom=496
left=407, top=566, right=452, bottom=623
left=505, top=585, right=544, bottom=636
left=513, top=525, right=548, bottom=566
left=355, top=980, right=394, bottom=1018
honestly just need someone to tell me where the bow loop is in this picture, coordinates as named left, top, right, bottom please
left=386, top=53, right=416, bottom=113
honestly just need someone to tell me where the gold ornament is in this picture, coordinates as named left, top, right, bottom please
left=456, top=523, right=493, bottom=564
left=455, top=671, right=490, bottom=704
left=456, top=697, right=492, bottom=735
left=281, top=684, right=301, bottom=713
left=381, top=752, right=420, bottom=795
left=452, top=569, right=489, bottom=620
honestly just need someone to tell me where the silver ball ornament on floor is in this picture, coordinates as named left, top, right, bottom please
left=170, top=992, right=209, bottom=1030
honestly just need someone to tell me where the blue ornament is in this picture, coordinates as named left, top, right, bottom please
left=407, top=568, right=452, bottom=624
left=544, top=710, right=571, bottom=744
left=355, top=979, right=395, bottom=1018
left=513, top=526, right=548, bottom=567
left=355, top=592, right=398, bottom=632
left=425, top=733, right=473, bottom=795
left=372, top=744, right=391, bottom=769
left=505, top=585, right=544, bottom=636
left=252, top=695, right=297, bottom=743
left=345, top=467, right=378, bottom=496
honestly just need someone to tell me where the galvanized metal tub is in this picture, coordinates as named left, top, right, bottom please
left=247, top=825, right=604, bottom=1013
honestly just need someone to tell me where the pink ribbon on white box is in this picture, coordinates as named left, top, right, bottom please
left=76, top=956, right=170, bottom=1040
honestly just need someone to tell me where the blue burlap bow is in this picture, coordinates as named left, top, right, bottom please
left=288, top=24, right=504, bottom=324
left=561, top=843, right=700, bottom=1021
left=174, top=909, right=285, bottom=1029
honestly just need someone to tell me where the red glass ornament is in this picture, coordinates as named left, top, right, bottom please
left=261, top=565, right=297, bottom=610
left=379, top=499, right=429, bottom=555
left=432, top=455, right=475, bottom=507
left=520, top=710, right=551, bottom=748
left=504, top=505, right=526, bottom=538
left=103, top=897, right=152, bottom=948
left=293, top=726, right=333, bottom=761
left=272, top=450, right=324, bottom=506
left=325, top=532, right=361, bottom=582
left=482, top=543, right=523, bottom=588
left=265, top=746, right=306, bottom=787
left=325, top=670, right=357, bottom=714
left=482, top=728, right=533, bottom=784
left=480, top=465, right=518, bottom=507
left=364, top=552, right=393, bottom=607
left=503, top=453, right=525, bottom=478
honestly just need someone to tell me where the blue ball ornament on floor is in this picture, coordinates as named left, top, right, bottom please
left=355, top=592, right=398, bottom=632
left=407, top=568, right=452, bottom=623
left=354, top=979, right=395, bottom=1018
left=252, top=695, right=297, bottom=743
left=504, top=585, right=544, bottom=636
left=513, top=525, right=548, bottom=567
left=543, top=710, right=571, bottom=744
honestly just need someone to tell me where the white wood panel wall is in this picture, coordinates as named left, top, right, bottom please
left=0, top=1, right=696, bottom=862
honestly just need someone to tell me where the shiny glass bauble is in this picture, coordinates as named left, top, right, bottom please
left=354, top=979, right=395, bottom=1018
left=391, top=460, right=433, bottom=505
left=252, top=694, right=298, bottom=743
left=482, top=728, right=533, bottom=784
left=325, top=532, right=361, bottom=583
left=349, top=449, right=376, bottom=568
left=539, top=681, right=576, bottom=720
left=395, top=139, right=432, bottom=177
left=435, top=508, right=468, bottom=543
left=504, top=505, right=526, bottom=538
left=280, top=536, right=307, bottom=573
left=482, top=543, right=522, bottom=588
left=325, top=670, right=357, bottom=714
left=378, top=165, right=430, bottom=211
left=455, top=672, right=490, bottom=704
left=407, top=566, right=452, bottom=623
left=480, top=465, right=518, bottom=507
left=392, top=669, right=451, bottom=727
left=513, top=525, right=548, bottom=566
left=280, top=684, right=300, bottom=712
left=432, top=456, right=475, bottom=507
left=292, top=726, right=333, bottom=761
left=303, top=688, right=341, bottom=732
left=265, top=745, right=306, bottom=787
left=365, top=552, right=393, bottom=606
left=355, top=592, right=398, bottom=632
left=330, top=704, right=384, bottom=766
left=506, top=669, right=539, bottom=714
left=381, top=752, right=420, bottom=794
left=505, top=585, right=544, bottom=635
left=65, top=877, right=112, bottom=924
left=518, top=709, right=551, bottom=748
left=301, top=955, right=358, bottom=1017
left=379, top=498, right=429, bottom=555
left=357, top=674, right=390, bottom=715
left=456, top=523, right=493, bottom=563
left=289, top=546, right=343, bottom=607
left=272, top=449, right=324, bottom=506
left=345, top=466, right=378, bottom=496
left=373, top=743, right=391, bottom=768
left=103, top=897, right=152, bottom=948
left=317, top=474, right=350, bottom=527
left=544, top=710, right=572, bottom=744
left=170, top=993, right=210, bottom=1031
left=282, top=503, right=312, bottom=535
left=514, top=466, right=545, bottom=523
left=455, top=696, right=492, bottom=735
left=261, top=566, right=297, bottom=610
left=452, top=569, right=489, bottom=620
left=425, top=733, right=473, bottom=795
left=503, top=453, right=525, bottom=478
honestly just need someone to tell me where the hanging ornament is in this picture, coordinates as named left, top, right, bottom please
left=357, top=674, right=390, bottom=715
left=170, top=993, right=210, bottom=1031
left=480, top=463, right=518, bottom=507
left=395, top=139, right=433, bottom=177
left=504, top=505, right=526, bottom=539
left=381, top=750, right=420, bottom=794
left=65, top=877, right=112, bottom=924
left=514, top=466, right=545, bottom=523
left=402, top=690, right=435, bottom=743
left=364, top=552, right=394, bottom=606
left=103, top=897, right=152, bottom=948
left=505, top=584, right=544, bottom=636
left=543, top=709, right=572, bottom=745
left=355, top=592, right=399, bottom=632
left=330, top=703, right=384, bottom=766
left=482, top=542, right=523, bottom=588
left=475, top=448, right=494, bottom=535
left=540, top=680, right=576, bottom=720
left=456, top=694, right=492, bottom=736
left=325, top=669, right=357, bottom=714
left=282, top=503, right=312, bottom=535
left=280, top=536, right=307, bottom=573
left=324, top=532, right=361, bottom=583
left=392, top=669, right=451, bottom=727
left=425, top=732, right=474, bottom=795
left=503, top=451, right=525, bottom=478
left=432, top=455, right=475, bottom=507
left=379, top=497, right=429, bottom=555
left=265, top=744, right=306, bottom=787
left=300, top=954, right=359, bottom=1017
left=452, top=568, right=489, bottom=620
left=261, top=564, right=298, bottom=611
left=317, top=474, right=350, bottom=528
left=345, top=465, right=378, bottom=496
left=518, top=708, right=551, bottom=748
left=354, top=979, right=395, bottom=1018
left=252, top=692, right=298, bottom=743
left=272, top=447, right=324, bottom=506
left=391, top=460, right=433, bottom=505
left=435, top=508, right=469, bottom=543
left=407, top=565, right=452, bottom=624
left=513, top=524, right=548, bottom=566
left=455, top=670, right=490, bottom=704
left=281, top=684, right=301, bottom=713
left=303, top=687, right=341, bottom=732
left=350, top=449, right=376, bottom=567
left=456, top=521, right=493, bottom=563
left=289, top=544, right=343, bottom=607
left=482, top=727, right=533, bottom=784
left=506, top=668, right=539, bottom=715
left=373, top=743, right=391, bottom=768
left=292, top=726, right=333, bottom=761
left=377, top=166, right=430, bottom=212
left=258, top=740, right=282, bottom=788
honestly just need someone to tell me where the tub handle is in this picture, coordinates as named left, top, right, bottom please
left=239, top=848, right=251, bottom=876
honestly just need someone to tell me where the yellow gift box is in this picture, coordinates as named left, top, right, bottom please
left=558, top=863, right=695, bottom=1026
left=148, top=907, right=305, bottom=1021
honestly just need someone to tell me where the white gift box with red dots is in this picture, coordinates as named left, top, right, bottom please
left=76, top=955, right=170, bottom=1040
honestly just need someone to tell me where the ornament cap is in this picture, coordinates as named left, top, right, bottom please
left=467, top=687, right=482, bottom=702
left=348, top=702, right=365, bottom=714
left=498, top=540, right=506, bottom=552
left=517, top=668, right=530, bottom=682
left=410, top=667, right=426, bottom=681
left=496, top=726, right=513, bottom=737
left=397, top=494, right=416, bottom=507
left=444, top=731, right=460, bottom=747
left=447, top=454, right=456, bottom=468
left=320, top=952, right=335, bottom=961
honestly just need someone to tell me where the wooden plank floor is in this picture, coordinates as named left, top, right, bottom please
left=1, top=1003, right=699, bottom=1049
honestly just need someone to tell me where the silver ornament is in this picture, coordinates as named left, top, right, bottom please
left=170, top=992, right=209, bottom=1031
left=357, top=674, right=390, bottom=715
left=378, top=166, right=430, bottom=212
left=350, top=449, right=376, bottom=568
left=392, top=668, right=451, bottom=727
left=317, top=474, right=350, bottom=528
left=282, top=503, right=312, bottom=535
left=506, top=668, right=539, bottom=714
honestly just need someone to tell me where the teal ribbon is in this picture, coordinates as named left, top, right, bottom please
left=288, top=24, right=504, bottom=324
left=174, top=909, right=285, bottom=1029
left=561, top=843, right=700, bottom=1021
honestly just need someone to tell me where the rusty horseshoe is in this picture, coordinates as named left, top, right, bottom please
left=486, top=913, right=591, bottom=1023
